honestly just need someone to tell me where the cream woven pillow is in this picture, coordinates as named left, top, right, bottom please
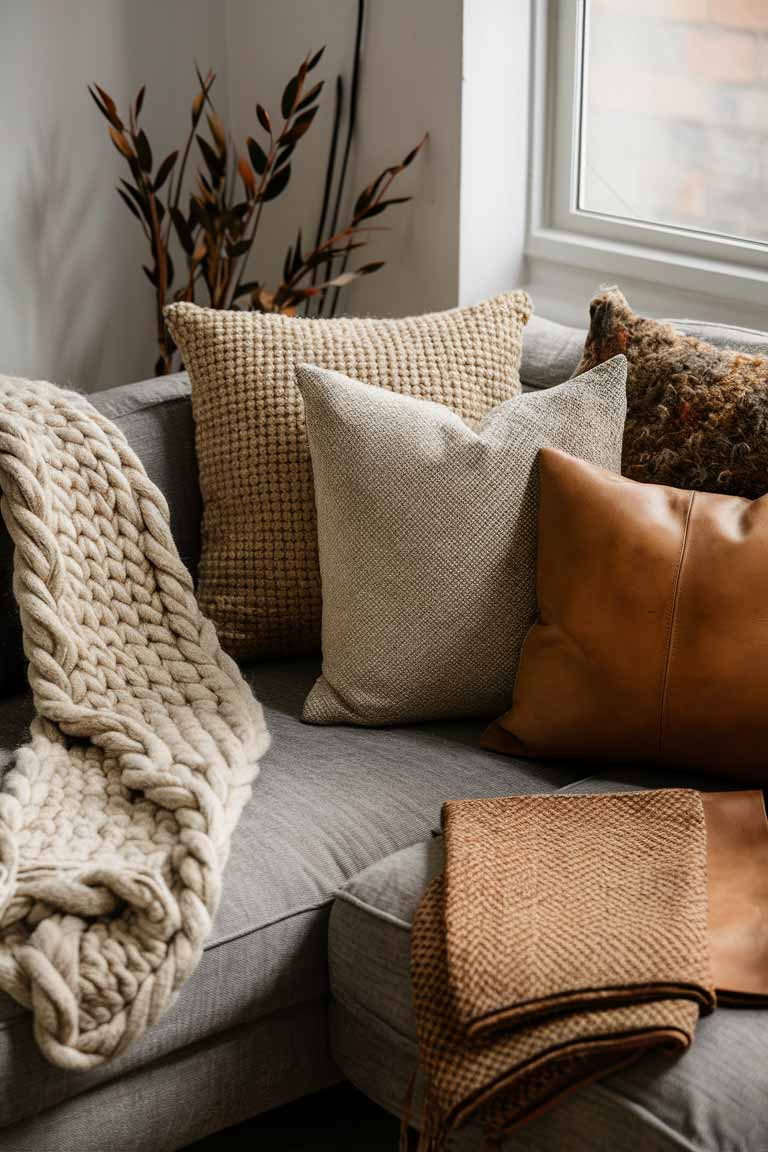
left=298, top=356, right=628, bottom=726
left=165, top=294, right=532, bottom=659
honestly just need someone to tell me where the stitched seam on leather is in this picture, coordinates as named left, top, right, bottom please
left=658, top=492, right=695, bottom=761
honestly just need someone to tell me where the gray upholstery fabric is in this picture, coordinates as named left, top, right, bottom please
left=519, top=314, right=768, bottom=390
left=0, top=372, right=200, bottom=698
left=329, top=776, right=768, bottom=1151
left=299, top=358, right=627, bottom=725
left=520, top=315, right=586, bottom=389
left=1, top=1002, right=338, bottom=1152
left=0, top=657, right=582, bottom=1134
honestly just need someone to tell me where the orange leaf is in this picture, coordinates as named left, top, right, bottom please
left=238, top=154, right=255, bottom=193
left=108, top=126, right=134, bottom=159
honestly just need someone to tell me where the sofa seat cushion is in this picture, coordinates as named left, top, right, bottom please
left=0, top=658, right=580, bottom=1129
left=329, top=775, right=768, bottom=1152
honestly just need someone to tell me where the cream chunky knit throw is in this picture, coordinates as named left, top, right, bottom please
left=0, top=376, right=269, bottom=1069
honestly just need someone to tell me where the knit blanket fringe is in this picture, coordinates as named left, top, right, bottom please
left=410, top=790, right=715, bottom=1147
left=0, top=376, right=270, bottom=1068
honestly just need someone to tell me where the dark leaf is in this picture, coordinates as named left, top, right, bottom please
left=357, top=260, right=386, bottom=275
left=155, top=354, right=166, bottom=375
left=299, top=243, right=365, bottom=276
left=127, top=154, right=144, bottom=186
left=189, top=196, right=212, bottom=231
left=402, top=134, right=428, bottom=167
left=256, top=103, right=272, bottom=135
left=165, top=250, right=175, bottom=288
left=232, top=279, right=260, bottom=299
left=246, top=136, right=267, bottom=175
left=119, top=178, right=150, bottom=223
left=308, top=46, right=325, bottom=70
left=353, top=172, right=388, bottom=218
left=134, top=85, right=146, bottom=119
left=281, top=106, right=317, bottom=145
left=281, top=64, right=305, bottom=119
left=117, top=187, right=142, bottom=221
left=135, top=129, right=153, bottom=172
left=171, top=206, right=194, bottom=253
left=197, top=134, right=223, bottom=183
left=153, top=150, right=178, bottom=192
left=142, top=264, right=157, bottom=286
left=226, top=238, right=251, bottom=258
left=94, top=84, right=122, bottom=127
left=291, top=228, right=304, bottom=276
left=88, top=84, right=122, bottom=129
left=261, top=162, right=291, bottom=201
left=276, top=140, right=296, bottom=165
left=360, top=196, right=411, bottom=219
left=283, top=245, right=293, bottom=283
left=295, top=80, right=324, bottom=113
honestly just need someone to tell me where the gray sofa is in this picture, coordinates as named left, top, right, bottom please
left=0, top=315, right=766, bottom=1152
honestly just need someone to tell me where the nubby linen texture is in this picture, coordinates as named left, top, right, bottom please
left=165, top=294, right=532, bottom=659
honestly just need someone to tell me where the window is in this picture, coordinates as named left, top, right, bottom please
left=529, top=0, right=768, bottom=304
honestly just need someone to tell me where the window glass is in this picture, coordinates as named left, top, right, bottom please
left=579, top=0, right=768, bottom=245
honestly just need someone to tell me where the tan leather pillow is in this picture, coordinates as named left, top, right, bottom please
left=483, top=447, right=768, bottom=782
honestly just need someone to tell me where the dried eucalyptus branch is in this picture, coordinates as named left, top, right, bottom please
left=90, top=45, right=425, bottom=375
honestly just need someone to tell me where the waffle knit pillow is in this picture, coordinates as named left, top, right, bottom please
left=297, top=356, right=627, bottom=726
left=577, top=287, right=768, bottom=497
left=165, top=294, right=532, bottom=659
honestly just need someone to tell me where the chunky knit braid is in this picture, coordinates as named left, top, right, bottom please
left=0, top=376, right=269, bottom=1068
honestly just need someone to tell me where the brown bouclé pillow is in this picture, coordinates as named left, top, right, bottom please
left=577, top=287, right=768, bottom=498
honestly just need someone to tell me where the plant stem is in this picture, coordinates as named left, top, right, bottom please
left=307, top=74, right=343, bottom=315
left=322, top=0, right=365, bottom=317
left=146, top=187, right=172, bottom=370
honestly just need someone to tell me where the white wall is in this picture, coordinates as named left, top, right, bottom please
left=459, top=0, right=531, bottom=305
left=0, top=0, right=229, bottom=392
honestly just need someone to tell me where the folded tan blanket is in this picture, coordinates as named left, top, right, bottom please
left=410, top=790, right=716, bottom=1148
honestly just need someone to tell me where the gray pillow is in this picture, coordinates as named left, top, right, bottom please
left=297, top=355, right=628, bottom=726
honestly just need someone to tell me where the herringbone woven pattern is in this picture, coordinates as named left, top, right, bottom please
left=410, top=790, right=714, bottom=1146
left=298, top=358, right=627, bottom=725
left=164, top=294, right=531, bottom=659
left=0, top=376, right=269, bottom=1069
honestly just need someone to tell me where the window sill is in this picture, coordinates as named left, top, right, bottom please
left=527, top=226, right=768, bottom=313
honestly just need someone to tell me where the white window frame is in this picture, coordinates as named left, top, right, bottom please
left=526, top=0, right=768, bottom=310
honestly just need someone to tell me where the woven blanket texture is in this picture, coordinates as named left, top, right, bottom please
left=410, top=791, right=714, bottom=1148
left=0, top=376, right=269, bottom=1069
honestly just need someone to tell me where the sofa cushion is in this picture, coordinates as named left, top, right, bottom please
left=0, top=373, right=200, bottom=699
left=329, top=775, right=768, bottom=1151
left=0, top=657, right=581, bottom=1130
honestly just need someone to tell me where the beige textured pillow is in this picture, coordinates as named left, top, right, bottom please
left=297, top=356, right=628, bottom=726
left=165, top=294, right=532, bottom=659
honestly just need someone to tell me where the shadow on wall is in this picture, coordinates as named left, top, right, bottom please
left=0, top=0, right=226, bottom=393
left=3, top=129, right=113, bottom=392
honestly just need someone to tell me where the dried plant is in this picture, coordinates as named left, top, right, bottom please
left=90, top=36, right=426, bottom=376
